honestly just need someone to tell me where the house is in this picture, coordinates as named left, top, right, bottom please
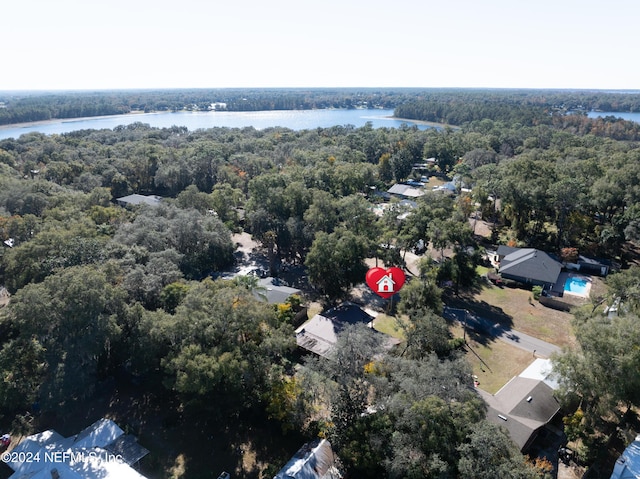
left=115, top=194, right=162, bottom=208
left=387, top=183, right=425, bottom=200
left=495, top=245, right=520, bottom=262
left=376, top=274, right=395, bottom=294
left=256, top=277, right=302, bottom=304
left=5, top=418, right=149, bottom=479
left=477, top=359, right=561, bottom=452
left=432, top=181, right=457, bottom=194
left=610, top=435, right=640, bottom=479
left=274, top=439, right=341, bottom=479
left=497, top=247, right=562, bottom=288
left=518, top=358, right=559, bottom=389
left=295, top=302, right=399, bottom=358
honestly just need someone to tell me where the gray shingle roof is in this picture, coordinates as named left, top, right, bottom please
left=478, top=376, right=560, bottom=451
left=498, top=248, right=562, bottom=285
left=387, top=184, right=425, bottom=198
left=256, top=277, right=301, bottom=304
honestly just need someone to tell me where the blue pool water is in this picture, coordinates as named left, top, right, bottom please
left=564, top=277, right=589, bottom=295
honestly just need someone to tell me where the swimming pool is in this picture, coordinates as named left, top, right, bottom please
left=564, top=276, right=590, bottom=296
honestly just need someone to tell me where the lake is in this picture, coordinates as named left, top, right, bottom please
left=3, top=109, right=637, bottom=141
left=588, top=111, right=640, bottom=123
left=0, top=109, right=435, bottom=140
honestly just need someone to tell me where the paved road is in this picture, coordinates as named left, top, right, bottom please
left=443, top=307, right=562, bottom=358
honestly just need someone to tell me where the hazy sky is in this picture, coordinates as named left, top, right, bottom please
left=3, top=0, right=638, bottom=91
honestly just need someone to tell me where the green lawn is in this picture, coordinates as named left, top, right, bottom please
left=373, top=313, right=408, bottom=340
left=451, top=282, right=577, bottom=349
left=450, top=324, right=536, bottom=394
left=476, top=265, right=491, bottom=276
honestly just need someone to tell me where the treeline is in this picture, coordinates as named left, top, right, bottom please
left=394, top=99, right=552, bottom=126
left=0, top=88, right=407, bottom=126
left=396, top=98, right=640, bottom=140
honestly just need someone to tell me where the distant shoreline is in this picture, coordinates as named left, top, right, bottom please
left=390, top=116, right=459, bottom=130
left=0, top=110, right=456, bottom=132
left=0, top=111, right=152, bottom=131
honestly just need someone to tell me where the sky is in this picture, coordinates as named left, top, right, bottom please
left=2, top=0, right=639, bottom=91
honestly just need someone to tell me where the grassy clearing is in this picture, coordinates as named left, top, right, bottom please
left=451, top=324, right=536, bottom=394
left=426, top=175, right=448, bottom=188
left=373, top=313, right=408, bottom=340
left=458, top=282, right=577, bottom=349
left=475, top=265, right=491, bottom=276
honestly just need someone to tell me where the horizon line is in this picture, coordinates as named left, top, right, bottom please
left=2, top=86, right=640, bottom=94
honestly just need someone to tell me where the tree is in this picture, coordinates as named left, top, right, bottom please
left=457, top=421, right=540, bottom=479
left=424, top=128, right=460, bottom=173
left=400, top=310, right=452, bottom=359
left=337, top=195, right=381, bottom=246
left=2, top=221, right=108, bottom=292
left=160, top=282, right=190, bottom=314
left=209, top=183, right=244, bottom=226
left=151, top=280, right=294, bottom=414
left=113, top=204, right=234, bottom=279
left=175, top=184, right=214, bottom=213
left=378, top=152, right=393, bottom=182
left=303, top=323, right=387, bottom=474
left=398, top=273, right=443, bottom=317
left=303, top=190, right=339, bottom=234
left=605, top=266, right=640, bottom=313
left=0, top=338, right=46, bottom=416
left=305, top=230, right=368, bottom=300
left=390, top=149, right=413, bottom=181
left=2, top=265, right=125, bottom=407
left=552, top=312, right=640, bottom=420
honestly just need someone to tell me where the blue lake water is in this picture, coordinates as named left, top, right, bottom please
left=588, top=111, right=640, bottom=123
left=3, top=108, right=636, bottom=141
left=0, top=109, right=435, bottom=140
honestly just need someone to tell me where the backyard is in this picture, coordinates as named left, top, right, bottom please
left=447, top=279, right=582, bottom=349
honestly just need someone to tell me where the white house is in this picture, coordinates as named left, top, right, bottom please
left=5, top=418, right=149, bottom=479
left=377, top=274, right=395, bottom=293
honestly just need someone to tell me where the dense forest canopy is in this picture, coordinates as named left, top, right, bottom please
left=1, top=87, right=639, bottom=126
left=0, top=89, right=639, bottom=478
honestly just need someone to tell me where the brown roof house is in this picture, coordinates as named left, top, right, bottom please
left=477, top=359, right=561, bottom=452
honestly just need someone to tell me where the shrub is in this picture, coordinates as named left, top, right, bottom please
left=532, top=285, right=543, bottom=300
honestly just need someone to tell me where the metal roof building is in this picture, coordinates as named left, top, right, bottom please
left=274, top=439, right=341, bottom=479
left=115, top=194, right=162, bottom=207
left=610, top=436, right=640, bottom=479
left=5, top=418, right=149, bottom=479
